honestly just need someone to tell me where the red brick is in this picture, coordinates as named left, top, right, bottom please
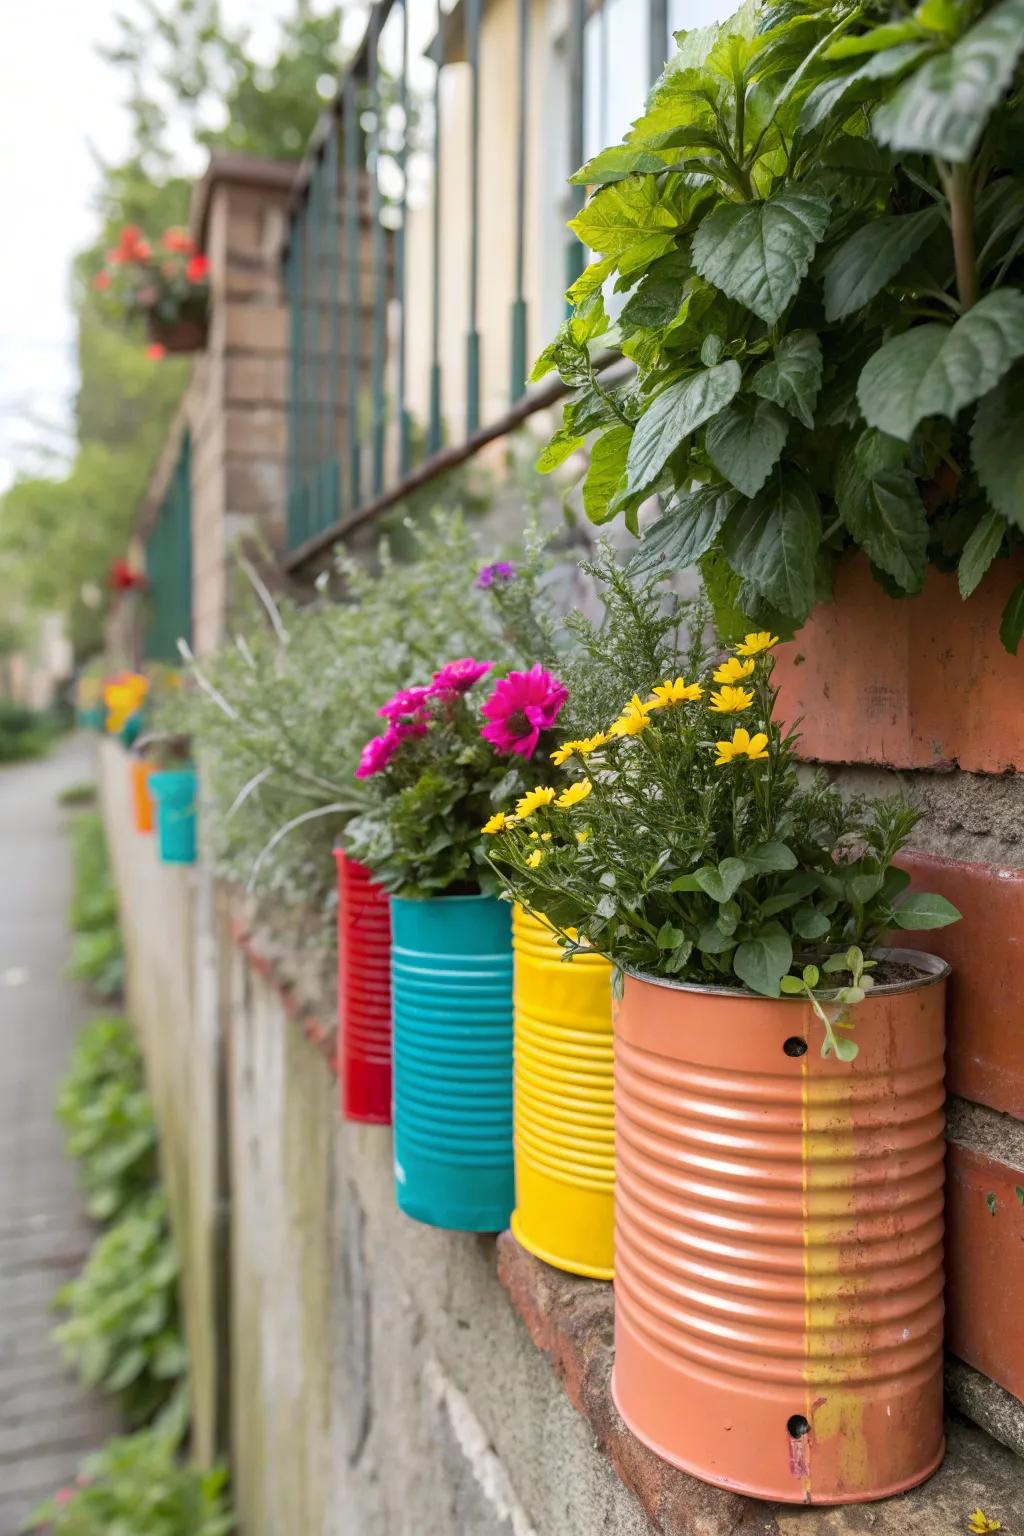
left=946, top=1144, right=1024, bottom=1402
left=897, top=852, right=1024, bottom=1118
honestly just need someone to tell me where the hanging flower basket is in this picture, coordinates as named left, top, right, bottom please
left=611, top=953, right=948, bottom=1505
left=145, top=305, right=208, bottom=356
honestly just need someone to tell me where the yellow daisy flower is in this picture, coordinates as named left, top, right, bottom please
left=526, top=849, right=544, bottom=869
left=550, top=740, right=583, bottom=767
left=646, top=677, right=704, bottom=709
left=481, top=812, right=512, bottom=835
left=712, top=656, right=756, bottom=685
left=556, top=780, right=593, bottom=809
left=735, top=630, right=780, bottom=657
left=967, top=1512, right=1002, bottom=1534
left=710, top=684, right=754, bottom=714
left=576, top=830, right=590, bottom=844
left=577, top=731, right=610, bottom=755
left=516, top=786, right=557, bottom=819
left=714, top=728, right=770, bottom=766
left=609, top=694, right=654, bottom=737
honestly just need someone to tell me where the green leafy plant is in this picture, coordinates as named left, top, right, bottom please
left=0, top=700, right=53, bottom=763
left=67, top=813, right=124, bottom=999
left=58, top=781, right=98, bottom=808
left=25, top=1427, right=233, bottom=1536
left=57, top=1015, right=158, bottom=1222
left=536, top=0, right=1024, bottom=649
left=486, top=573, right=959, bottom=1055
left=53, top=1190, right=187, bottom=1426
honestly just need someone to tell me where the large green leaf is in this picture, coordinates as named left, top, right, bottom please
left=535, top=428, right=584, bottom=473
left=958, top=509, right=1008, bottom=598
left=733, top=922, right=793, bottom=997
left=582, top=425, right=632, bottom=525
left=626, top=362, right=741, bottom=494
left=705, top=395, right=791, bottom=496
left=826, top=20, right=931, bottom=57
left=1001, top=582, right=1024, bottom=655
left=823, top=207, right=942, bottom=322
left=695, top=857, right=747, bottom=904
left=857, top=290, right=1024, bottom=441
left=891, top=892, right=961, bottom=929
left=972, top=368, right=1024, bottom=532
left=570, top=177, right=678, bottom=257
left=799, top=42, right=936, bottom=134
left=571, top=147, right=669, bottom=186
left=627, top=484, right=741, bottom=577
left=751, top=332, right=823, bottom=428
left=691, top=188, right=832, bottom=324
left=873, top=0, right=1024, bottom=163
left=836, top=433, right=929, bottom=593
left=721, top=465, right=821, bottom=620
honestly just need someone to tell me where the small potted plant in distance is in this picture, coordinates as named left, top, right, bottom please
left=94, top=225, right=210, bottom=354
left=345, top=655, right=569, bottom=1233
left=486, top=584, right=960, bottom=1504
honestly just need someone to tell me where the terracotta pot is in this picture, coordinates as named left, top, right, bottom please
left=612, top=952, right=948, bottom=1505
left=511, top=907, right=614, bottom=1279
left=773, top=553, right=1024, bottom=773
left=130, top=758, right=154, bottom=834
left=334, top=852, right=392, bottom=1125
left=146, top=311, right=208, bottom=354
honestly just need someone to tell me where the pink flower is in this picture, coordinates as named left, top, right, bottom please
left=55, top=1488, right=74, bottom=1505
left=430, top=658, right=494, bottom=695
left=378, top=686, right=433, bottom=723
left=355, top=730, right=399, bottom=778
left=480, top=665, right=568, bottom=758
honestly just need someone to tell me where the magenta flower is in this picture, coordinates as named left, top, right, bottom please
left=480, top=665, right=568, bottom=758
left=55, top=1489, right=74, bottom=1506
left=476, top=561, right=516, bottom=589
left=355, top=729, right=400, bottom=778
left=430, top=658, right=494, bottom=695
left=378, top=685, right=432, bottom=723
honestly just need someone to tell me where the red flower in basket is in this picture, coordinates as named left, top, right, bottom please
left=92, top=271, right=111, bottom=292
left=109, top=225, right=151, bottom=264
left=108, top=559, right=148, bottom=593
left=186, top=253, right=210, bottom=283
left=162, top=227, right=195, bottom=254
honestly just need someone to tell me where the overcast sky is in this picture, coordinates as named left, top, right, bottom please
left=0, top=0, right=369, bottom=494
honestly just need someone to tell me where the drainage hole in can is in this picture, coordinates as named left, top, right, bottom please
left=787, top=1415, right=810, bottom=1439
left=783, top=1037, right=808, bottom=1058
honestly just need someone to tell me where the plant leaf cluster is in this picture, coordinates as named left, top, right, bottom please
left=67, top=813, right=125, bottom=1000
left=535, top=0, right=1024, bottom=650
left=57, top=1014, right=158, bottom=1223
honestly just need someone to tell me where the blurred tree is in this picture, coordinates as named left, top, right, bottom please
left=0, top=0, right=344, bottom=658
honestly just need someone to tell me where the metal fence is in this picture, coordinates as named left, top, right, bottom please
left=144, top=433, right=192, bottom=663
left=282, top=0, right=682, bottom=571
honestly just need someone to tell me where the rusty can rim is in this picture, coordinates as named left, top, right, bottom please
left=622, top=947, right=950, bottom=1000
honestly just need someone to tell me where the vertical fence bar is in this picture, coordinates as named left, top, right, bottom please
left=369, top=6, right=387, bottom=497
left=428, top=1, right=444, bottom=453
left=312, top=149, right=328, bottom=532
left=510, top=0, right=529, bottom=402
left=286, top=238, right=300, bottom=548
left=344, top=69, right=363, bottom=512
left=180, top=433, right=193, bottom=649
left=326, top=116, right=341, bottom=529
left=567, top=0, right=586, bottom=291
left=648, top=0, right=669, bottom=84
left=599, top=0, right=609, bottom=146
left=302, top=172, right=317, bottom=543
left=466, top=0, right=482, bottom=435
left=397, top=0, right=412, bottom=473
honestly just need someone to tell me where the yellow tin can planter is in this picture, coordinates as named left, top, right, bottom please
left=511, top=906, right=614, bottom=1279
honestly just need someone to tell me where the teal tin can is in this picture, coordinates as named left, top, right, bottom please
left=120, top=710, right=144, bottom=749
left=149, top=768, right=197, bottom=865
left=390, top=894, right=514, bottom=1232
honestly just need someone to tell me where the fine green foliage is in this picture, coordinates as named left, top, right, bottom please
left=0, top=701, right=54, bottom=763
left=57, top=1016, right=158, bottom=1223
left=53, top=1190, right=187, bottom=1427
left=486, top=574, right=959, bottom=1055
left=58, top=781, right=98, bottom=808
left=67, top=814, right=124, bottom=1000
left=537, top=0, right=1024, bottom=648
left=24, top=1428, right=233, bottom=1536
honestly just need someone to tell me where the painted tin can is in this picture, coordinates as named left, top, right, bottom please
left=390, top=893, right=514, bottom=1231
left=130, top=758, right=154, bottom=834
left=149, top=769, right=197, bottom=866
left=334, top=851, right=392, bottom=1125
left=612, top=952, right=948, bottom=1505
left=511, top=906, right=614, bottom=1279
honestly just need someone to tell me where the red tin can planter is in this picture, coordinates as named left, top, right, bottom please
left=334, top=851, right=392, bottom=1125
left=773, top=554, right=1024, bottom=774
left=612, top=952, right=948, bottom=1505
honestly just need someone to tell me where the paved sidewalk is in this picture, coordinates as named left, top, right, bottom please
left=0, top=736, right=119, bottom=1532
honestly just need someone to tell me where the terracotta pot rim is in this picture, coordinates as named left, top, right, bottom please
left=623, top=947, right=950, bottom=1001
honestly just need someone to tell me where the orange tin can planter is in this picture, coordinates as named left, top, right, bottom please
left=612, top=952, right=948, bottom=1505
left=130, top=759, right=154, bottom=834
left=511, top=906, right=614, bottom=1280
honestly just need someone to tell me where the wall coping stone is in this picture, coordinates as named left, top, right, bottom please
left=190, top=153, right=298, bottom=247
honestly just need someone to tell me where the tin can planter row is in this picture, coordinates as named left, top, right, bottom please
left=149, top=768, right=197, bottom=866
left=511, top=907, right=614, bottom=1280
left=334, top=852, right=392, bottom=1125
left=611, top=953, right=948, bottom=1505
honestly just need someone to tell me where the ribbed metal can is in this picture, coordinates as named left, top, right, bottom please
left=612, top=952, right=948, bottom=1505
left=511, top=907, right=614, bottom=1278
left=130, top=759, right=154, bottom=835
left=390, top=894, right=514, bottom=1231
left=334, top=851, right=392, bottom=1125
left=148, top=768, right=197, bottom=865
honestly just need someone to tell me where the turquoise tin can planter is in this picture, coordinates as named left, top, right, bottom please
left=149, top=769, right=197, bottom=865
left=391, top=894, right=514, bottom=1232
left=120, top=710, right=144, bottom=749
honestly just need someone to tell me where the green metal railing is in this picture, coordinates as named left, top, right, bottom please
left=283, top=0, right=676, bottom=569
left=144, top=432, right=192, bottom=663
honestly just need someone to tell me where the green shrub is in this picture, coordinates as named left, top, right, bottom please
left=58, top=780, right=97, bottom=808
left=0, top=700, right=53, bottom=763
left=24, top=1427, right=233, bottom=1536
left=67, top=814, right=124, bottom=998
left=53, top=1189, right=187, bottom=1426
left=57, top=1015, right=157, bottom=1221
